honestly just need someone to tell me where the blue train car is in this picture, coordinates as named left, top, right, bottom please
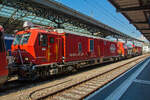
left=4, top=35, right=14, bottom=56
left=4, top=34, right=14, bottom=64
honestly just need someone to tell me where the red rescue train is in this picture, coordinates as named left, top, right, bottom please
left=0, top=25, right=8, bottom=86
left=10, top=25, right=142, bottom=80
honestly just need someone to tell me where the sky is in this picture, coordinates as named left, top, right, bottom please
left=54, top=0, right=145, bottom=40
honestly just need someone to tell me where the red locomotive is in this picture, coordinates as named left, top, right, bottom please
left=0, top=25, right=8, bottom=86
left=10, top=23, right=142, bottom=80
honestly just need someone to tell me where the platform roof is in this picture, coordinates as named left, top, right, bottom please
left=109, top=0, right=150, bottom=41
left=0, top=0, right=143, bottom=42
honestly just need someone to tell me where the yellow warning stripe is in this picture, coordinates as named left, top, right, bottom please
left=48, top=45, right=50, bottom=62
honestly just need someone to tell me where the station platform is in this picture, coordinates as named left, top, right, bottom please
left=85, top=56, right=150, bottom=100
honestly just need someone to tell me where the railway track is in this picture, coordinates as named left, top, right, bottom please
left=0, top=63, right=107, bottom=96
left=0, top=79, right=32, bottom=95
left=29, top=55, right=148, bottom=100
left=0, top=62, right=108, bottom=95
left=0, top=55, right=148, bottom=100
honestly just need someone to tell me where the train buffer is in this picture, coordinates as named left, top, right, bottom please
left=85, top=57, right=150, bottom=100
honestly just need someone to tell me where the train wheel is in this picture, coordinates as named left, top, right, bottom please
left=113, top=58, right=116, bottom=62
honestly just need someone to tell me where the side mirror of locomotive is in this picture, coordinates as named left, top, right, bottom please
left=40, top=34, right=43, bottom=42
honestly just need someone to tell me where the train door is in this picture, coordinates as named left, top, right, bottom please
left=100, top=39, right=103, bottom=57
left=103, top=40, right=107, bottom=57
left=38, top=33, right=48, bottom=63
left=47, top=35, right=59, bottom=63
left=88, top=39, right=94, bottom=57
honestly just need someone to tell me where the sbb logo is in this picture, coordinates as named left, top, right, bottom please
left=110, top=44, right=116, bottom=53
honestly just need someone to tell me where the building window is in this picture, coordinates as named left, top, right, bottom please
left=90, top=40, right=94, bottom=52
left=78, top=43, right=82, bottom=52
left=39, top=34, right=47, bottom=46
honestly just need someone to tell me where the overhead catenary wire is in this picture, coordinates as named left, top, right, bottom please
left=83, top=1, right=130, bottom=33
left=94, top=0, right=136, bottom=32
left=60, top=0, right=127, bottom=33
left=83, top=0, right=140, bottom=38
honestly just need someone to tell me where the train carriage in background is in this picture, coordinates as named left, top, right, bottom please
left=117, top=42, right=142, bottom=58
left=133, top=45, right=142, bottom=56
left=4, top=35, right=14, bottom=64
left=4, top=35, right=14, bottom=55
left=123, top=42, right=142, bottom=58
left=0, top=25, right=8, bottom=86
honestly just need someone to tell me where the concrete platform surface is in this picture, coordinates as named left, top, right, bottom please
left=85, top=57, right=150, bottom=100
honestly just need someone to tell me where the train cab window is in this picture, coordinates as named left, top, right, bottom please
left=90, top=40, right=94, bottom=52
left=20, top=33, right=31, bottom=45
left=13, top=34, right=23, bottom=45
left=50, top=37, right=54, bottom=43
left=39, top=34, right=47, bottom=46
left=13, top=33, right=30, bottom=45
left=78, top=43, right=82, bottom=52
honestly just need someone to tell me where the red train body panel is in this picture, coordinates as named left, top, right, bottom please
left=63, top=33, right=90, bottom=62
left=0, top=26, right=8, bottom=86
left=63, top=33, right=118, bottom=62
left=0, top=51, right=8, bottom=85
left=102, top=40, right=118, bottom=57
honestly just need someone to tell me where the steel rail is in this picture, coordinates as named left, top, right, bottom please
left=31, top=55, right=148, bottom=100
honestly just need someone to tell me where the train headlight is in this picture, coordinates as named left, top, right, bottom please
left=25, top=57, right=29, bottom=61
left=12, top=57, right=16, bottom=62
